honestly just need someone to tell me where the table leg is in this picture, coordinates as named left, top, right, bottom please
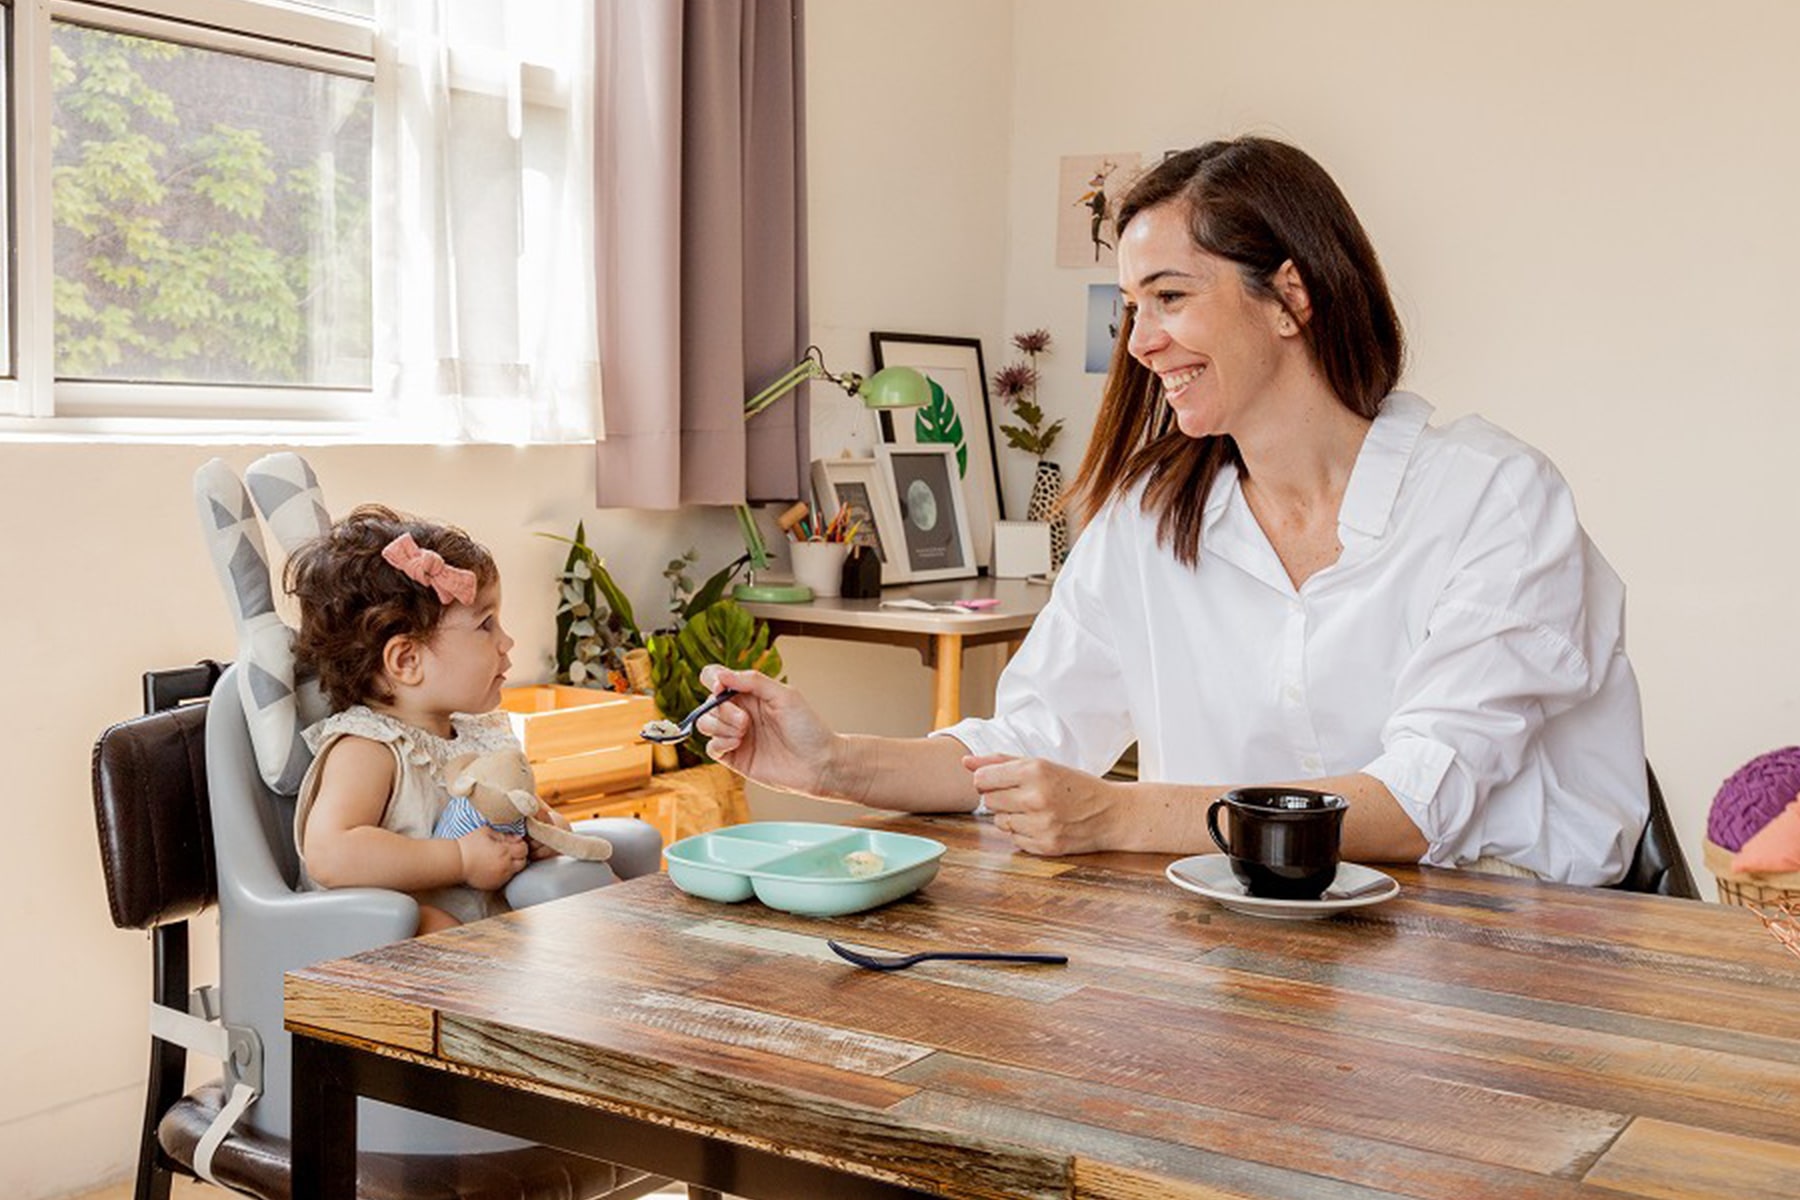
left=931, top=633, right=963, bottom=729
left=291, top=1034, right=357, bottom=1198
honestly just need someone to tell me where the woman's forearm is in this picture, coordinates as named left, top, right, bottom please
left=823, top=733, right=980, bottom=813
left=1105, top=772, right=1427, bottom=861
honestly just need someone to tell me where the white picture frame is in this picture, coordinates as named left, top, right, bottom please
left=876, top=444, right=977, bottom=583
left=810, top=456, right=910, bottom=585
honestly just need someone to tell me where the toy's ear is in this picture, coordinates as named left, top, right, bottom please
left=503, top=788, right=538, bottom=818
left=444, top=751, right=480, bottom=797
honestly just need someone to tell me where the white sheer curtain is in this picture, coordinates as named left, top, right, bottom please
left=374, top=0, right=597, bottom=443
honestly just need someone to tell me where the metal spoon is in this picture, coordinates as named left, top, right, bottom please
left=826, top=939, right=1068, bottom=972
left=640, top=689, right=737, bottom=744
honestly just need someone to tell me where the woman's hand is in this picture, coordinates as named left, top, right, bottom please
left=698, top=665, right=843, bottom=797
left=457, top=826, right=529, bottom=889
left=965, top=753, right=1122, bottom=856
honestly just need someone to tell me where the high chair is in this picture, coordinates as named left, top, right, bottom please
left=93, top=665, right=680, bottom=1200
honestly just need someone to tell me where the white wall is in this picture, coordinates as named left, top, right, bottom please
left=1004, top=0, right=1800, bottom=879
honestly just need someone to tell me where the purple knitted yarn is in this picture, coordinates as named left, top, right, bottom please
left=1709, top=747, right=1800, bottom=850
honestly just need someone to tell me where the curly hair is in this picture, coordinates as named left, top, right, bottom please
left=286, top=505, right=498, bottom=712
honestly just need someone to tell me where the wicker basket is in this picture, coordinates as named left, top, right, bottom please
left=1703, top=838, right=1800, bottom=908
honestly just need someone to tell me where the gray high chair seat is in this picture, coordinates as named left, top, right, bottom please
left=92, top=664, right=680, bottom=1200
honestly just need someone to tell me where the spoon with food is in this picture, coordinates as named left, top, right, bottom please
left=640, top=688, right=738, bottom=744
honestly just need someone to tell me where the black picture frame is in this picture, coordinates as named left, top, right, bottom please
left=870, top=331, right=1004, bottom=571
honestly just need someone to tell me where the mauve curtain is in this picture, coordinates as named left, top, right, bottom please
left=593, top=0, right=810, bottom=508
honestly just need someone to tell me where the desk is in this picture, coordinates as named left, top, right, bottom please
left=289, top=816, right=1800, bottom=1199
left=740, top=577, right=1050, bottom=729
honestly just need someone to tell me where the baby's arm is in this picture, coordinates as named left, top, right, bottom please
left=302, top=736, right=528, bottom=891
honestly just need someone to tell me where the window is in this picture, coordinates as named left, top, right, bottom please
left=4, top=0, right=597, bottom=442
left=51, top=22, right=373, bottom=390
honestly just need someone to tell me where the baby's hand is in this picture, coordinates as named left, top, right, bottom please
left=527, top=803, right=572, bottom=861
left=457, top=826, right=528, bottom=889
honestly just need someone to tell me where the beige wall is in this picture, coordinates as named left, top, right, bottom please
left=1004, top=0, right=1800, bottom=879
left=11, top=0, right=1799, bottom=1194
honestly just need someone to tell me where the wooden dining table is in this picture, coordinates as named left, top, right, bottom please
left=287, top=813, right=1800, bottom=1199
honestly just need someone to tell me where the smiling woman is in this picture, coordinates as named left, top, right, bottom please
left=698, top=136, right=1651, bottom=890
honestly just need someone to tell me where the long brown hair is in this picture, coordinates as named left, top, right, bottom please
left=1066, top=138, right=1404, bottom=566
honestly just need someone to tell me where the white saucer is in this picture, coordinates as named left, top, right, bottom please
left=1165, top=854, right=1400, bottom=920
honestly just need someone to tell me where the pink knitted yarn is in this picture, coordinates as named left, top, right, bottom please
left=1709, top=747, right=1800, bottom=850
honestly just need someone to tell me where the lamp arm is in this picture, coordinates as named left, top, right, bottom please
left=743, top=358, right=823, bottom=418
left=735, top=503, right=771, bottom=572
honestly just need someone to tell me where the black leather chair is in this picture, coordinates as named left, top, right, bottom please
left=91, top=666, right=676, bottom=1200
left=1609, top=762, right=1699, bottom=899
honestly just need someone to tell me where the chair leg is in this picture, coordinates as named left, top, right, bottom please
left=137, top=924, right=191, bottom=1200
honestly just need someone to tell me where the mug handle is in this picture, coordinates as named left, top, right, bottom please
left=1205, top=798, right=1231, bottom=855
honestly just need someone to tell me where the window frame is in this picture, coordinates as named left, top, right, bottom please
left=4, top=0, right=377, bottom=427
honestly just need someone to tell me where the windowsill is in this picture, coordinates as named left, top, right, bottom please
left=0, top=415, right=598, bottom=448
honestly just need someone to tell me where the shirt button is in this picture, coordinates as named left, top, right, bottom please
left=1301, top=755, right=1323, bottom=773
left=1283, top=684, right=1303, bottom=703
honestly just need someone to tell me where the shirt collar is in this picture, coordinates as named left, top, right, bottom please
left=1338, top=391, right=1432, bottom=539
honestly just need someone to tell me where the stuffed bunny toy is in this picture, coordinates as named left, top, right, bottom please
left=437, top=750, right=614, bottom=863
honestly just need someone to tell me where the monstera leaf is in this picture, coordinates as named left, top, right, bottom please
left=913, top=378, right=969, bottom=476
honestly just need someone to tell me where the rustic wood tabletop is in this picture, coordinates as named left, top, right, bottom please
left=289, top=813, right=1800, bottom=1199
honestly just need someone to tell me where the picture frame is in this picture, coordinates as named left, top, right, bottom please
left=876, top=443, right=977, bottom=583
left=870, top=331, right=1004, bottom=571
left=810, top=456, right=910, bottom=585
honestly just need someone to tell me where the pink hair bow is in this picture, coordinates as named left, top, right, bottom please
left=382, top=533, right=478, bottom=606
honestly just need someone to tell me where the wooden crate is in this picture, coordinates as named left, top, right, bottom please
left=500, top=685, right=658, bottom=798
left=553, top=763, right=749, bottom=855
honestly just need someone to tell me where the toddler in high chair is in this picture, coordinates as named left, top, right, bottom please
left=287, top=505, right=638, bottom=934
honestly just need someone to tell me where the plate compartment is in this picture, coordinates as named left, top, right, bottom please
left=665, top=822, right=947, bottom=916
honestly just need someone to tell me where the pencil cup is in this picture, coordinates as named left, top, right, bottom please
left=789, top=541, right=849, bottom=598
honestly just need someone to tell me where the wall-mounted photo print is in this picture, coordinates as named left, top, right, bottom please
left=1086, top=284, right=1123, bottom=373
left=1057, top=152, right=1141, bottom=268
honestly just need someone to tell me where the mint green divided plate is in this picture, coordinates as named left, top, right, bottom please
left=664, top=822, right=946, bottom=916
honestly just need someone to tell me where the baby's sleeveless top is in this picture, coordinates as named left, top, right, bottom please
left=295, top=706, right=521, bottom=926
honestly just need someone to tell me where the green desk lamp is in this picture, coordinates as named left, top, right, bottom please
left=735, top=345, right=931, bottom=602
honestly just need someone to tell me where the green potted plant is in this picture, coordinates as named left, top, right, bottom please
left=541, top=524, right=780, bottom=768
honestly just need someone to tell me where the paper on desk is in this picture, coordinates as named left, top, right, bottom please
left=879, top=598, right=998, bottom=614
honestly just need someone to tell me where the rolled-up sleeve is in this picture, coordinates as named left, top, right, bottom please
left=935, top=508, right=1134, bottom=780
left=1363, top=450, right=1605, bottom=863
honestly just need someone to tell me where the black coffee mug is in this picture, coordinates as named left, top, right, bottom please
left=1205, top=787, right=1347, bottom=900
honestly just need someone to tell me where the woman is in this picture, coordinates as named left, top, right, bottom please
left=701, top=137, right=1647, bottom=886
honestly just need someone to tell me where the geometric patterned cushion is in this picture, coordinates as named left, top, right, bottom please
left=194, top=458, right=313, bottom=793
left=243, top=452, right=332, bottom=731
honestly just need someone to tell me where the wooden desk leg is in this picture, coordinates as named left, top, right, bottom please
left=932, top=633, right=963, bottom=729
left=292, top=1034, right=357, bottom=1198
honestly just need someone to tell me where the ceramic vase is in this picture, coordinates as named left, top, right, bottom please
left=1027, top=459, right=1069, bottom=569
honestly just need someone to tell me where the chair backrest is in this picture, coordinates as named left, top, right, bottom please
left=92, top=697, right=216, bottom=932
left=1612, top=762, right=1700, bottom=899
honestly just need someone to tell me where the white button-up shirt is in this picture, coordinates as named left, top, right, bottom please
left=940, top=392, right=1647, bottom=885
